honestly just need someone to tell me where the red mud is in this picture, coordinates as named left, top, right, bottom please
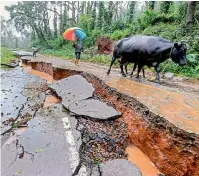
left=22, top=61, right=199, bottom=176
left=97, top=37, right=113, bottom=55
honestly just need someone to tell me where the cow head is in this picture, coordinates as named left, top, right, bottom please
left=171, top=41, right=187, bottom=66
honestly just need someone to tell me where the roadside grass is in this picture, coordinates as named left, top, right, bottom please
left=1, top=47, right=16, bottom=65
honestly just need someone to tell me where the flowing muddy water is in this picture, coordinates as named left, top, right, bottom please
left=23, top=64, right=55, bottom=84
left=126, top=145, right=160, bottom=176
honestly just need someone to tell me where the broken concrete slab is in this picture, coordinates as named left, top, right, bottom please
left=91, top=159, right=142, bottom=176
left=69, top=99, right=121, bottom=120
left=50, top=75, right=95, bottom=108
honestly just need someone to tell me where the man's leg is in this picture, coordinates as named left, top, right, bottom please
left=74, top=53, right=77, bottom=65
left=76, top=53, right=80, bottom=65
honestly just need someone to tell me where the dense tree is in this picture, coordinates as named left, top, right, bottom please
left=59, top=1, right=63, bottom=35
left=186, top=1, right=197, bottom=31
left=97, top=2, right=104, bottom=29
left=90, top=1, right=97, bottom=30
left=160, top=1, right=173, bottom=14
left=3, top=0, right=198, bottom=57
left=128, top=1, right=136, bottom=23
left=62, top=1, right=68, bottom=31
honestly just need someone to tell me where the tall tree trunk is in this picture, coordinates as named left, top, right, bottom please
left=186, top=1, right=197, bottom=31
left=15, top=37, right=18, bottom=48
left=150, top=1, right=155, bottom=10
left=115, top=2, right=119, bottom=21
left=53, top=3, right=58, bottom=38
left=62, top=2, right=68, bottom=30
left=71, top=1, right=76, bottom=26
left=91, top=1, right=97, bottom=30
left=81, top=1, right=85, bottom=14
left=76, top=1, right=80, bottom=22
left=59, top=1, right=63, bottom=35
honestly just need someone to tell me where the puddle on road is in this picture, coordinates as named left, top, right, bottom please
left=107, top=77, right=199, bottom=134
left=126, top=145, right=161, bottom=176
left=23, top=64, right=55, bottom=84
left=43, top=95, right=60, bottom=108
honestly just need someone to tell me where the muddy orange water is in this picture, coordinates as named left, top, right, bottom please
left=107, top=77, right=199, bottom=134
left=126, top=145, right=160, bottom=176
left=23, top=64, right=55, bottom=84
left=43, top=95, right=60, bottom=108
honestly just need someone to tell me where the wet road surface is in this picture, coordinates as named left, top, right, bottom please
left=2, top=104, right=74, bottom=176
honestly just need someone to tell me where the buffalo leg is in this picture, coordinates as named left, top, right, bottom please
left=130, top=63, right=137, bottom=77
left=142, top=67, right=145, bottom=78
left=107, top=56, right=117, bottom=75
left=155, top=64, right=161, bottom=84
left=136, top=65, right=142, bottom=82
left=125, top=63, right=128, bottom=75
left=120, top=62, right=126, bottom=77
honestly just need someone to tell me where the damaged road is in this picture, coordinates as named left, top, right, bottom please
left=1, top=67, right=143, bottom=176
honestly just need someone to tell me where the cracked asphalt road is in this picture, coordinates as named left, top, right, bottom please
left=2, top=104, right=78, bottom=176
left=1, top=68, right=82, bottom=176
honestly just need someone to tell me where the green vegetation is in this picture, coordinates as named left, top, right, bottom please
left=2, top=1, right=199, bottom=78
left=1, top=47, right=16, bottom=65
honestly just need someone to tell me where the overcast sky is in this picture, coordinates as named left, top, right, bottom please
left=0, top=1, right=17, bottom=19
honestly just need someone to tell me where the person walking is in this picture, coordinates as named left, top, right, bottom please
left=32, top=46, right=38, bottom=57
left=73, top=36, right=83, bottom=65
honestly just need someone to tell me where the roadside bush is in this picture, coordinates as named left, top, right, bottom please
left=161, top=54, right=199, bottom=78
left=1, top=47, right=16, bottom=64
left=110, top=28, right=132, bottom=40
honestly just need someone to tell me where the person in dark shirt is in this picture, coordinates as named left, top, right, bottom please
left=32, top=46, right=39, bottom=57
left=73, top=36, right=83, bottom=65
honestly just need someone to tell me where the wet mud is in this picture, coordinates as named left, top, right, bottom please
left=126, top=145, right=160, bottom=176
left=107, top=77, right=199, bottom=134
left=43, top=94, right=60, bottom=108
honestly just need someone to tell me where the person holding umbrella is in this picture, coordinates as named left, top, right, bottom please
left=73, top=36, right=84, bottom=65
left=63, top=27, right=86, bottom=65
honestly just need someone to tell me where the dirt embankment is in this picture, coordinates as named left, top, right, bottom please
left=22, top=58, right=199, bottom=176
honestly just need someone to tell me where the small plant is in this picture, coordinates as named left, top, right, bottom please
left=12, top=122, right=18, bottom=129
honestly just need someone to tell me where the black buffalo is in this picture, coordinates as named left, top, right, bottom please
left=107, top=36, right=187, bottom=84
